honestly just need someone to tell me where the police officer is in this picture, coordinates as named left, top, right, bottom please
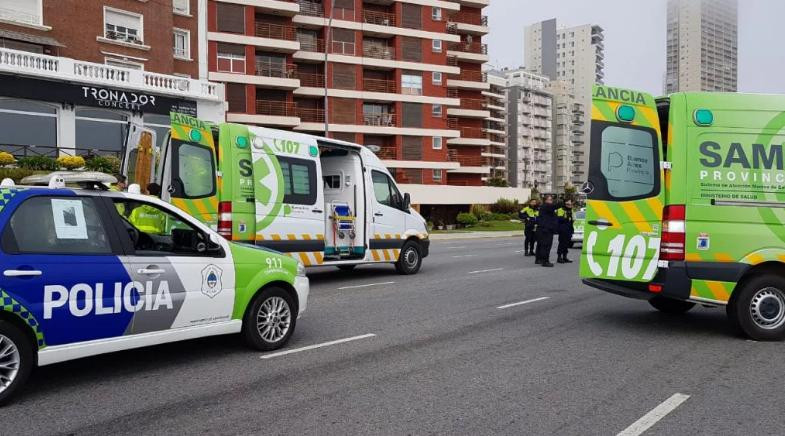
left=519, top=199, right=539, bottom=256
left=111, top=175, right=128, bottom=192
left=556, top=199, right=575, bottom=263
left=535, top=195, right=557, bottom=267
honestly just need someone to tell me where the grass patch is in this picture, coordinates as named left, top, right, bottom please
left=432, top=220, right=524, bottom=233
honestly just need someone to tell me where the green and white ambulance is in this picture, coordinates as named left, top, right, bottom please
left=122, top=114, right=429, bottom=275
left=581, top=86, right=785, bottom=340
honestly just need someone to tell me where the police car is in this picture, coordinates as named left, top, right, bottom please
left=0, top=172, right=309, bottom=404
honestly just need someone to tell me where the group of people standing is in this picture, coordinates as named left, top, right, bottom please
left=519, top=195, right=575, bottom=267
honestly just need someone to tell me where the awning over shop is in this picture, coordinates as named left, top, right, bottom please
left=0, top=29, right=65, bottom=48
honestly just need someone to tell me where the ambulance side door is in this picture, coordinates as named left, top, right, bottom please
left=0, top=193, right=132, bottom=347
left=105, top=196, right=235, bottom=334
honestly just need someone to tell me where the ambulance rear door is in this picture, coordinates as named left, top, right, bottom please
left=580, top=85, right=665, bottom=283
left=121, top=123, right=157, bottom=191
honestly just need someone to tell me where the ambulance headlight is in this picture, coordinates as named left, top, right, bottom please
left=296, top=262, right=306, bottom=277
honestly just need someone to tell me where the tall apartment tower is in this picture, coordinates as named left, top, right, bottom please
left=484, top=72, right=507, bottom=183
left=207, top=0, right=490, bottom=187
left=498, top=68, right=552, bottom=192
left=524, top=20, right=604, bottom=185
left=665, top=0, right=738, bottom=93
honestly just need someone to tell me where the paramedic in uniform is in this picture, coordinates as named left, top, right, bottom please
left=518, top=199, right=539, bottom=256
left=535, top=195, right=557, bottom=267
left=556, top=199, right=575, bottom=264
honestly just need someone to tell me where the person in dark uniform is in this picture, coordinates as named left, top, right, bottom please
left=518, top=199, right=539, bottom=256
left=556, top=199, right=575, bottom=263
left=535, top=195, right=557, bottom=267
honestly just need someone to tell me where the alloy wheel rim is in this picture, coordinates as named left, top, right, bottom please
left=750, top=287, right=785, bottom=330
left=0, top=334, right=20, bottom=393
left=256, top=296, right=291, bottom=343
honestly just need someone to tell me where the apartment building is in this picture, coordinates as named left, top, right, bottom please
left=665, top=0, right=738, bottom=93
left=524, top=19, right=604, bottom=185
left=548, top=80, right=584, bottom=190
left=0, top=0, right=223, bottom=158
left=207, top=0, right=491, bottom=186
left=497, top=68, right=552, bottom=192
left=483, top=72, right=506, bottom=183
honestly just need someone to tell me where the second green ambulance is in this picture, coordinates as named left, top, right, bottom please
left=581, top=85, right=785, bottom=340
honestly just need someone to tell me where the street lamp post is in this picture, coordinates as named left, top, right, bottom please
left=323, top=0, right=336, bottom=136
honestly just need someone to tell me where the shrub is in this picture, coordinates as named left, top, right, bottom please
left=489, top=212, right=515, bottom=221
left=84, top=155, right=121, bottom=174
left=0, top=168, right=34, bottom=183
left=0, top=152, right=15, bottom=167
left=18, top=156, right=57, bottom=171
left=470, top=204, right=489, bottom=220
left=456, top=212, right=478, bottom=227
left=57, top=156, right=86, bottom=170
left=490, top=198, right=520, bottom=215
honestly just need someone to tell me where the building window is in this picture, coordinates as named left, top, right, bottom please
left=432, top=39, right=442, bottom=53
left=216, top=43, right=246, bottom=73
left=173, top=28, right=190, bottom=59
left=432, top=136, right=442, bottom=150
left=0, top=98, right=57, bottom=154
left=216, top=3, right=245, bottom=34
left=173, top=0, right=190, bottom=15
left=401, top=73, right=422, bottom=95
left=433, top=169, right=442, bottom=181
left=432, top=7, right=442, bottom=21
left=0, top=0, right=43, bottom=26
left=432, top=71, right=442, bottom=85
left=105, top=57, right=143, bottom=70
left=432, top=104, right=442, bottom=117
left=104, top=7, right=143, bottom=44
left=75, top=108, right=129, bottom=155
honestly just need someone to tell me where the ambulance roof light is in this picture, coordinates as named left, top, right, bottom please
left=694, top=109, right=714, bottom=126
left=616, top=105, right=635, bottom=123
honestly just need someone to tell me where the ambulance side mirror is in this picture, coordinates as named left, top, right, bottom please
left=209, top=232, right=221, bottom=245
left=403, top=193, right=411, bottom=211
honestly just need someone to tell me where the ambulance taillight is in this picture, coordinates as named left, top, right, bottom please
left=660, top=205, right=686, bottom=261
left=218, top=201, right=232, bottom=239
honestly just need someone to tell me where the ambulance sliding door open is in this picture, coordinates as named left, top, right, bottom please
left=121, top=124, right=158, bottom=194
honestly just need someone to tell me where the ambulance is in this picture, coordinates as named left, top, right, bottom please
left=581, top=86, right=785, bottom=340
left=0, top=173, right=308, bottom=404
left=122, top=113, right=429, bottom=275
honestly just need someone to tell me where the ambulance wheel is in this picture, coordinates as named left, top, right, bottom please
left=395, top=241, right=422, bottom=275
left=648, top=296, right=696, bottom=314
left=243, top=287, right=297, bottom=351
left=337, top=265, right=356, bottom=272
left=728, top=274, right=785, bottom=341
left=0, top=320, right=33, bottom=406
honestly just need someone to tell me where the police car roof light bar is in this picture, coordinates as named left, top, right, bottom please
left=21, top=171, right=117, bottom=189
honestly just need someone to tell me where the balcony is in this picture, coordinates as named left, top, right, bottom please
left=255, top=61, right=298, bottom=79
left=361, top=112, right=397, bottom=127
left=446, top=42, right=489, bottom=63
left=374, top=146, right=397, bottom=160
left=298, top=72, right=325, bottom=87
left=255, top=23, right=297, bottom=41
left=297, top=0, right=324, bottom=16
left=331, top=41, right=357, bottom=56
left=296, top=107, right=324, bottom=123
left=363, top=78, right=397, bottom=93
left=256, top=100, right=297, bottom=117
left=297, top=37, right=325, bottom=53
left=362, top=43, right=395, bottom=60
left=251, top=0, right=300, bottom=16
left=449, top=12, right=489, bottom=35
left=460, top=98, right=487, bottom=111
left=362, top=10, right=396, bottom=27
left=447, top=126, right=490, bottom=146
left=446, top=70, right=488, bottom=90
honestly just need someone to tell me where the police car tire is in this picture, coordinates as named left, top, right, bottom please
left=648, top=295, right=696, bottom=314
left=395, top=241, right=422, bottom=275
left=242, top=287, right=297, bottom=351
left=728, top=274, right=785, bottom=341
left=0, top=321, right=33, bottom=406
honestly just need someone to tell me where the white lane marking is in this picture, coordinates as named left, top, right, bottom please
left=444, top=245, right=466, bottom=249
left=497, top=296, right=549, bottom=309
left=338, top=281, right=395, bottom=290
left=514, top=250, right=525, bottom=253
left=452, top=254, right=477, bottom=258
left=617, top=393, right=690, bottom=436
left=261, top=334, right=377, bottom=359
left=468, top=267, right=504, bottom=275
left=495, top=243, right=519, bottom=247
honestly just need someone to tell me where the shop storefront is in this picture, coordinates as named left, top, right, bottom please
left=0, top=48, right=225, bottom=158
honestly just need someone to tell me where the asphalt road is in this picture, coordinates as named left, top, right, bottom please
left=5, top=237, right=785, bottom=435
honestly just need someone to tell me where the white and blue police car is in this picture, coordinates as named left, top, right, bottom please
left=0, top=173, right=309, bottom=404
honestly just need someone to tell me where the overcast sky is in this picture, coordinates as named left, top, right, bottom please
left=486, top=0, right=785, bottom=94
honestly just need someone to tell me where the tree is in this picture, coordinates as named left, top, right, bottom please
left=486, top=177, right=508, bottom=187
left=563, top=182, right=578, bottom=203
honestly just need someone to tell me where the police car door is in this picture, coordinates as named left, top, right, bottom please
left=108, top=196, right=235, bottom=334
left=0, top=193, right=131, bottom=348
left=580, top=85, right=665, bottom=283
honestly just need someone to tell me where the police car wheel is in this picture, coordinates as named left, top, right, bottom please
left=243, top=287, right=297, bottom=351
left=0, top=321, right=33, bottom=406
left=395, top=241, right=422, bottom=275
left=729, top=274, right=785, bottom=341
left=648, top=296, right=696, bottom=314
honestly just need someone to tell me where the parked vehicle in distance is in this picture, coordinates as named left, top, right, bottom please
left=581, top=85, right=785, bottom=341
left=571, top=208, right=585, bottom=248
left=0, top=173, right=309, bottom=404
left=122, top=114, right=430, bottom=275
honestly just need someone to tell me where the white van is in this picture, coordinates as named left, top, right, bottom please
left=122, top=113, right=430, bottom=274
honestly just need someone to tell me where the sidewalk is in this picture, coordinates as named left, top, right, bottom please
left=429, top=230, right=524, bottom=240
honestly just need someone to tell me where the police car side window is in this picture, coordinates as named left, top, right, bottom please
left=111, top=199, right=221, bottom=257
left=3, top=196, right=112, bottom=255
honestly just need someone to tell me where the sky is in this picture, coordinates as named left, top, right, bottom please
left=486, top=0, right=785, bottom=95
